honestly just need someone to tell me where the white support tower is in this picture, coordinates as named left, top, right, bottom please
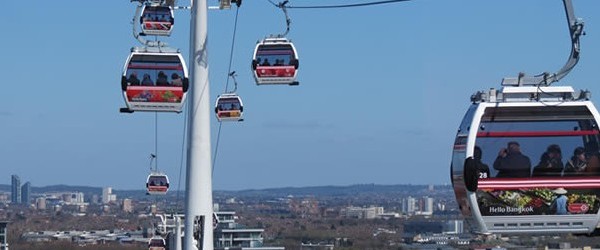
left=184, top=0, right=213, bottom=249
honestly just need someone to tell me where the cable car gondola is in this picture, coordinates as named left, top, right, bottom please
left=148, top=236, right=166, bottom=250
left=140, top=5, right=174, bottom=36
left=451, top=85, right=600, bottom=234
left=215, top=93, right=244, bottom=122
left=121, top=47, right=189, bottom=113
left=451, top=0, right=592, bottom=235
left=251, top=37, right=299, bottom=86
left=146, top=173, right=170, bottom=195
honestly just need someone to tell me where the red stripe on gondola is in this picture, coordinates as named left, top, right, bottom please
left=256, top=66, right=295, bottom=69
left=257, top=51, right=294, bottom=55
left=477, top=130, right=600, bottom=137
left=478, top=178, right=600, bottom=189
left=128, top=64, right=183, bottom=70
left=255, top=66, right=296, bottom=77
left=144, top=21, right=172, bottom=25
left=127, top=86, right=182, bottom=91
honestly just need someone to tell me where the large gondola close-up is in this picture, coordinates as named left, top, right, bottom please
left=451, top=86, right=600, bottom=234
left=450, top=0, right=593, bottom=235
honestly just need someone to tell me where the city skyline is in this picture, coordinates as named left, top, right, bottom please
left=2, top=1, right=600, bottom=190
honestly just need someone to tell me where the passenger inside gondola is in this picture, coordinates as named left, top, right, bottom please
left=128, top=72, right=140, bottom=86
left=586, top=152, right=600, bottom=175
left=171, top=73, right=182, bottom=86
left=156, top=71, right=169, bottom=86
left=493, top=141, right=532, bottom=178
left=261, top=58, right=271, bottom=66
left=532, top=144, right=564, bottom=177
left=142, top=74, right=154, bottom=86
left=126, top=54, right=186, bottom=88
left=218, top=103, right=230, bottom=111
left=564, top=147, right=588, bottom=175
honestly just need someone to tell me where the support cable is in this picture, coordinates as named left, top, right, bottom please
left=224, top=7, right=241, bottom=92
left=212, top=124, right=223, bottom=175
left=175, top=100, right=189, bottom=212
left=154, top=112, right=159, bottom=172
left=268, top=0, right=410, bottom=9
left=212, top=4, right=242, bottom=175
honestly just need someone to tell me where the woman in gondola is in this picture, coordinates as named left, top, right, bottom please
left=532, top=144, right=564, bottom=177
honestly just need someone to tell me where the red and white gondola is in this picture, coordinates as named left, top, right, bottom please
left=251, top=37, right=299, bottom=86
left=451, top=85, right=600, bottom=234
left=121, top=47, right=189, bottom=113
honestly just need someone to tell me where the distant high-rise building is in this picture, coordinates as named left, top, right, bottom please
left=445, top=220, right=464, bottom=234
left=11, top=175, right=21, bottom=204
left=63, top=192, right=85, bottom=205
left=123, top=199, right=133, bottom=213
left=0, top=193, right=8, bottom=203
left=0, top=221, right=8, bottom=250
left=91, top=194, right=100, bottom=204
left=21, top=182, right=31, bottom=205
left=423, top=196, right=434, bottom=215
left=437, top=202, right=446, bottom=211
left=403, top=196, right=416, bottom=215
left=36, top=197, right=47, bottom=210
left=344, top=206, right=383, bottom=219
left=72, top=192, right=84, bottom=204
left=102, top=187, right=112, bottom=204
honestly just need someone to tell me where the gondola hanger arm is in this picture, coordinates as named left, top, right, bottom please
left=268, top=0, right=291, bottom=38
left=502, top=0, right=584, bottom=87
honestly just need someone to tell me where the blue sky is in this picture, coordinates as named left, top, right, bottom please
left=2, top=0, right=600, bottom=191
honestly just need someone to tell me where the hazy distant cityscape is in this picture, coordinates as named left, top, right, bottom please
left=3, top=175, right=600, bottom=249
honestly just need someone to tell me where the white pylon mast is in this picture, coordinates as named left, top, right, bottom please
left=184, top=0, right=213, bottom=249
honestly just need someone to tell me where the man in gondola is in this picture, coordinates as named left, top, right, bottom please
left=261, top=58, right=271, bottom=66
left=493, top=141, right=532, bottom=178
left=156, top=71, right=169, bottom=86
left=128, top=72, right=140, bottom=86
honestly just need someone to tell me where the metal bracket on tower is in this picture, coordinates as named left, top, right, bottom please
left=193, top=216, right=205, bottom=250
left=209, top=0, right=241, bottom=10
